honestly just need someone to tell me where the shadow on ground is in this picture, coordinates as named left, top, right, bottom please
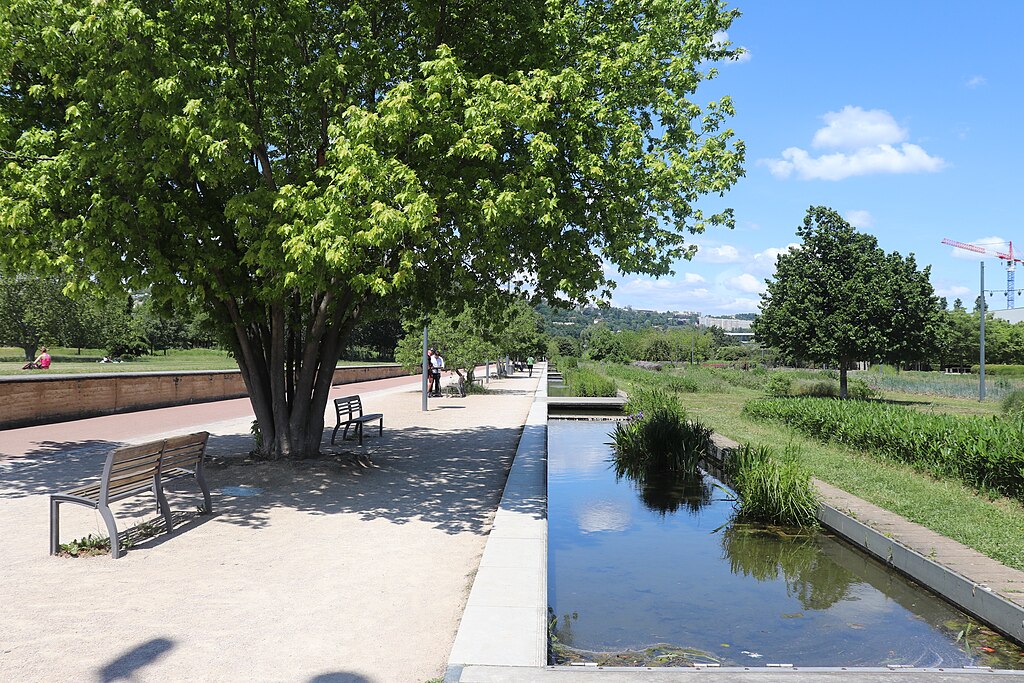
left=1, top=422, right=544, bottom=542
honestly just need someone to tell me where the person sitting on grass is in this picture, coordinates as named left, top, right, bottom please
left=22, top=346, right=51, bottom=370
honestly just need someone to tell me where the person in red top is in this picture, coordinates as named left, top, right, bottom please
left=22, top=346, right=51, bottom=370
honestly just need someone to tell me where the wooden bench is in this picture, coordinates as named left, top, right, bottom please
left=331, top=395, right=383, bottom=446
left=49, top=432, right=212, bottom=559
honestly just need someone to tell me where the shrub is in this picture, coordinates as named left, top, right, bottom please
left=1003, top=390, right=1024, bottom=421
left=744, top=397, right=1024, bottom=499
left=764, top=374, right=792, bottom=397
left=726, top=443, right=819, bottom=527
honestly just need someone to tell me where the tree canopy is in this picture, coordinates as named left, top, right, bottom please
left=1, top=0, right=745, bottom=457
left=753, top=206, right=942, bottom=397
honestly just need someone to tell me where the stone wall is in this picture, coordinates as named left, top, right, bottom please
left=0, top=365, right=410, bottom=429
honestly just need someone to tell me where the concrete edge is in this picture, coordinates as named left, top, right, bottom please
left=818, top=503, right=1024, bottom=644
left=445, top=365, right=549, bottom=680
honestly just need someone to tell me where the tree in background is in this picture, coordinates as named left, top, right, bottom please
left=396, top=298, right=546, bottom=382
left=754, top=206, right=942, bottom=398
left=2, top=0, right=743, bottom=457
left=0, top=271, right=79, bottom=359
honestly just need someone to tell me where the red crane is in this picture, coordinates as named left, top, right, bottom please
left=942, top=238, right=1024, bottom=309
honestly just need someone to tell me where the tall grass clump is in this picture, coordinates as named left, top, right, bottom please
left=562, top=366, right=617, bottom=397
left=611, top=389, right=712, bottom=478
left=744, top=397, right=1024, bottom=499
left=1003, top=390, right=1024, bottom=421
left=725, top=444, right=819, bottom=528
left=857, top=368, right=1023, bottom=401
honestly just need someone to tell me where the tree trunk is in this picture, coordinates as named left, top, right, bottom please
left=219, top=289, right=361, bottom=460
left=21, top=345, right=36, bottom=362
left=839, top=361, right=849, bottom=399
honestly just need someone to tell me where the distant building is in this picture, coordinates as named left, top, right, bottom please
left=700, top=316, right=753, bottom=332
left=994, top=308, right=1024, bottom=324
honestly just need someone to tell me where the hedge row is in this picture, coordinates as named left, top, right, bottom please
left=743, top=397, right=1024, bottom=499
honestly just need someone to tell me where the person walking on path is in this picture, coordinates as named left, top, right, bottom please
left=526, top=355, right=534, bottom=377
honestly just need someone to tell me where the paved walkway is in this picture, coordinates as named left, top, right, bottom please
left=0, top=369, right=542, bottom=683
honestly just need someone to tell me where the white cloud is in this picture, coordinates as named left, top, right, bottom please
left=751, top=244, right=799, bottom=274
left=845, top=210, right=874, bottom=228
left=729, top=273, right=766, bottom=294
left=712, top=31, right=751, bottom=63
left=681, top=272, right=706, bottom=284
left=764, top=143, right=946, bottom=181
left=947, top=236, right=1009, bottom=260
left=698, top=244, right=742, bottom=263
left=936, top=285, right=972, bottom=299
left=762, top=106, right=947, bottom=181
left=812, top=106, right=906, bottom=149
left=966, top=75, right=987, bottom=88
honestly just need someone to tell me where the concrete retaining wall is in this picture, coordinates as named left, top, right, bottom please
left=0, top=365, right=410, bottom=429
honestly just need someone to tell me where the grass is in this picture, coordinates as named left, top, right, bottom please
left=600, top=364, right=1024, bottom=571
left=0, top=346, right=392, bottom=376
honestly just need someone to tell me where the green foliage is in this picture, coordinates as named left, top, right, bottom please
left=1, top=0, right=745, bottom=459
left=744, top=397, right=1024, bottom=499
left=764, top=373, right=792, bottom=397
left=1002, top=390, right=1024, bottom=421
left=726, top=443, right=820, bottom=527
left=58, top=534, right=111, bottom=557
left=754, top=207, right=942, bottom=397
left=974, top=365, right=1024, bottom=377
left=562, top=366, right=617, bottom=397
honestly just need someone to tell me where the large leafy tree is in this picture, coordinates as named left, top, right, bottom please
left=0, top=271, right=77, bottom=359
left=1, top=0, right=744, bottom=457
left=754, top=206, right=942, bottom=397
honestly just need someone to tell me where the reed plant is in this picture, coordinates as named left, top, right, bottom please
left=611, top=389, right=711, bottom=479
left=725, top=443, right=820, bottom=527
left=856, top=368, right=1024, bottom=401
left=744, top=397, right=1024, bottom=499
left=1003, top=390, right=1024, bottom=421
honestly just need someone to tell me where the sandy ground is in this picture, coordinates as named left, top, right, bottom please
left=0, top=371, right=540, bottom=683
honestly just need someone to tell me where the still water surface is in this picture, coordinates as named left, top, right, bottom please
left=548, top=419, right=1024, bottom=668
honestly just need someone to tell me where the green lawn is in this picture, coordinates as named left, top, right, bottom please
left=0, top=347, right=393, bottom=376
left=0, top=347, right=239, bottom=375
left=606, top=366, right=1024, bottom=571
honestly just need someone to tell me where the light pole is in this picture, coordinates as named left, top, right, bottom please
left=980, top=262, right=986, bottom=402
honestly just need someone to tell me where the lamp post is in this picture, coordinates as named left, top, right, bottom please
left=980, top=262, right=986, bottom=402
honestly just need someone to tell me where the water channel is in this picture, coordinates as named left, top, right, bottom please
left=547, top=418, right=1024, bottom=668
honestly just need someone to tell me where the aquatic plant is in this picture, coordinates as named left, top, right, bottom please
left=725, top=443, right=820, bottom=528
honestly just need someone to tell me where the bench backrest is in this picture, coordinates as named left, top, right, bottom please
left=335, top=395, right=364, bottom=420
left=100, top=440, right=164, bottom=504
left=161, top=431, right=210, bottom=474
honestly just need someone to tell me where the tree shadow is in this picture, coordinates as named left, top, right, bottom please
left=98, top=637, right=174, bottom=682
left=307, top=674, right=373, bottom=683
left=1, top=423, right=543, bottom=545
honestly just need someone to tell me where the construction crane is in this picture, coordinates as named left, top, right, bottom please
left=942, top=237, right=1024, bottom=309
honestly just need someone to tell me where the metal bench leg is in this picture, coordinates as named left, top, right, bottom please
left=357, top=422, right=363, bottom=446
left=196, top=467, right=212, bottom=514
left=155, top=482, right=174, bottom=533
left=378, top=418, right=383, bottom=437
left=331, top=423, right=342, bottom=445
left=343, top=423, right=352, bottom=441
left=49, top=498, right=60, bottom=555
left=98, top=504, right=121, bottom=559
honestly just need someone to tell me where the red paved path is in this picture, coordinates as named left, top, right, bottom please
left=0, top=373, right=421, bottom=459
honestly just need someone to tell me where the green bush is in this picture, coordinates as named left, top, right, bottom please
left=971, top=365, right=1024, bottom=377
left=744, top=397, right=1024, bottom=499
left=726, top=443, right=819, bottom=527
left=1003, top=390, right=1024, bottom=421
left=764, top=374, right=792, bottom=397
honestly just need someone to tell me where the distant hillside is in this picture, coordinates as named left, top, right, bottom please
left=537, top=303, right=755, bottom=337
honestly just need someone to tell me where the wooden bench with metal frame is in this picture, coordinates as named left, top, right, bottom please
left=49, top=432, right=212, bottom=559
left=331, top=395, right=383, bottom=446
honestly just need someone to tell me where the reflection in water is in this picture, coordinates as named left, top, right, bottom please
left=621, top=466, right=714, bottom=517
left=547, top=420, right=1024, bottom=668
left=722, top=525, right=854, bottom=611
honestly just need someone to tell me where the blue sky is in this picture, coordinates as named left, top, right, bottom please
left=608, top=1, right=1024, bottom=315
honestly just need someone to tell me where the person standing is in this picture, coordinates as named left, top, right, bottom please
left=526, top=355, right=535, bottom=377
left=431, top=349, right=445, bottom=396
